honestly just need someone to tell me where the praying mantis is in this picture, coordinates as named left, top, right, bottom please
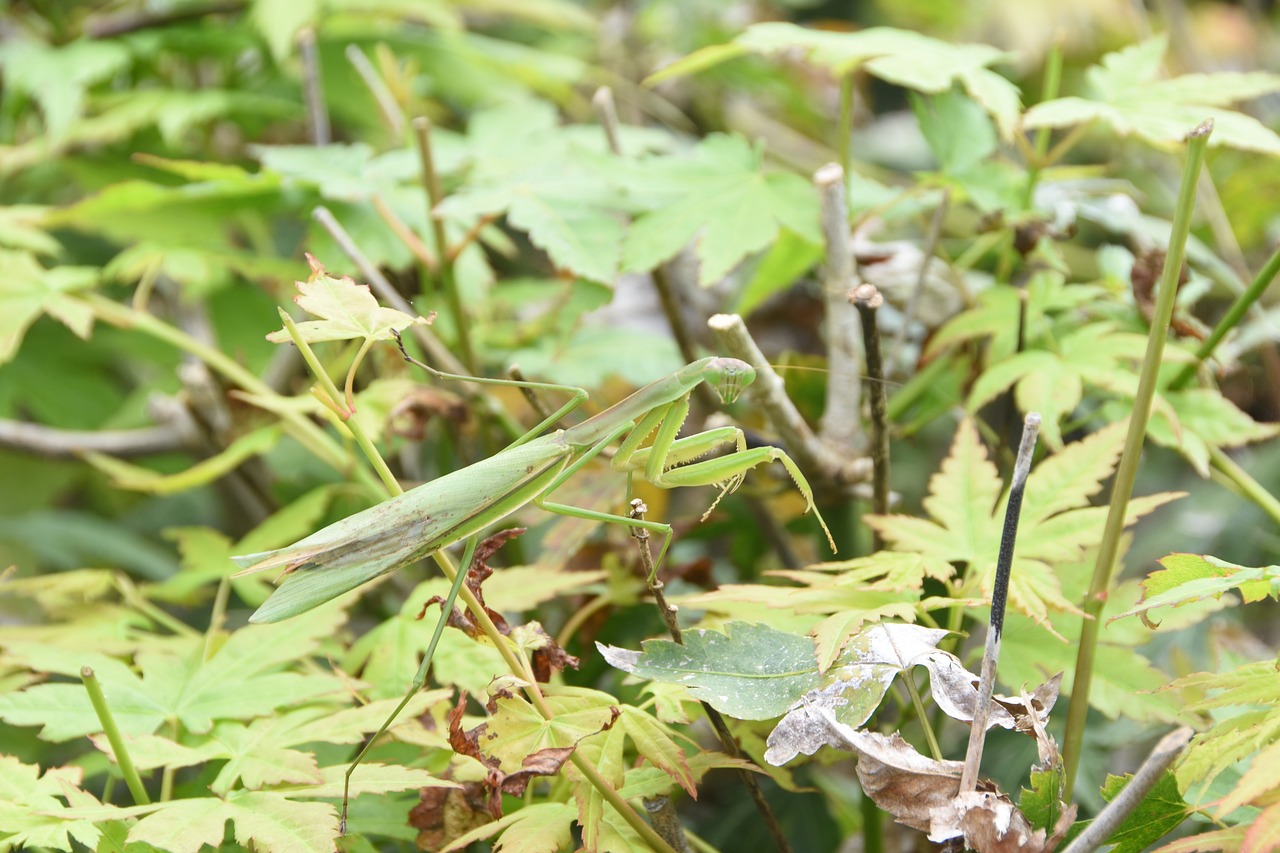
left=231, top=343, right=836, bottom=830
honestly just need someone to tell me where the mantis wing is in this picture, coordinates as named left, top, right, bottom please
left=236, top=435, right=572, bottom=623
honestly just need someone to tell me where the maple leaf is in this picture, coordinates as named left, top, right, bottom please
left=967, top=323, right=1155, bottom=449
left=649, top=23, right=1021, bottom=138
left=621, top=133, right=821, bottom=286
left=867, top=419, right=1182, bottom=629
left=0, top=757, right=105, bottom=852
left=436, top=100, right=639, bottom=283
left=1023, top=35, right=1280, bottom=154
left=266, top=253, right=430, bottom=344
left=1113, top=554, right=1279, bottom=624
left=1142, top=388, right=1280, bottom=477
left=0, top=249, right=96, bottom=365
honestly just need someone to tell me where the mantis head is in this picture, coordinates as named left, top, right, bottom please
left=706, top=357, right=756, bottom=404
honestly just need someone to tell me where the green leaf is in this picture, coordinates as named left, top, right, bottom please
left=868, top=419, right=1182, bottom=628
left=126, top=791, right=337, bottom=853
left=436, top=100, right=629, bottom=283
left=1113, top=554, right=1278, bottom=622
left=1024, top=35, right=1280, bottom=153
left=652, top=24, right=1020, bottom=138
left=1146, top=388, right=1280, bottom=476
left=598, top=622, right=823, bottom=720
left=0, top=250, right=96, bottom=364
left=1019, top=765, right=1067, bottom=833
left=1099, top=770, right=1187, bottom=852
left=618, top=706, right=695, bottom=796
left=475, top=689, right=618, bottom=775
left=250, top=0, right=320, bottom=61
left=913, top=89, right=998, bottom=175
left=267, top=256, right=429, bottom=343
left=622, top=134, right=820, bottom=286
left=0, top=39, right=131, bottom=139
left=0, top=609, right=349, bottom=740
left=493, top=802, right=576, bottom=853
left=0, top=757, right=105, bottom=853
left=733, top=229, right=825, bottom=316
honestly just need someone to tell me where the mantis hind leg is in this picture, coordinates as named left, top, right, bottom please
left=340, top=535, right=480, bottom=835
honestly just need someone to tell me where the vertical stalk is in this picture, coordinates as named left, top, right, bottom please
left=81, top=667, right=150, bottom=805
left=1167, top=243, right=1280, bottom=390
left=960, top=414, right=1040, bottom=792
left=413, top=116, right=476, bottom=373
left=1061, top=120, right=1212, bottom=795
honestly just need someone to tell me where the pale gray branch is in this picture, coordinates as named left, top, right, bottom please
left=708, top=313, right=868, bottom=489
left=815, top=163, right=863, bottom=451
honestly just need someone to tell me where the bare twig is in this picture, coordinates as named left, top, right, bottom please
left=959, top=412, right=1040, bottom=793
left=344, top=44, right=404, bottom=135
left=86, top=0, right=243, bottom=38
left=891, top=189, right=950, bottom=367
left=707, top=313, right=868, bottom=490
left=815, top=164, right=862, bottom=451
left=310, top=205, right=466, bottom=375
left=643, top=797, right=692, bottom=853
left=297, top=27, right=330, bottom=145
left=1060, top=727, right=1194, bottom=853
left=628, top=500, right=794, bottom=853
left=0, top=419, right=194, bottom=458
left=371, top=192, right=437, bottom=271
left=592, top=86, right=623, bottom=156
left=850, top=285, right=889, bottom=526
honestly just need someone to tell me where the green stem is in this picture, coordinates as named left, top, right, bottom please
left=81, top=667, right=150, bottom=805
left=277, top=311, right=401, bottom=495
left=81, top=293, right=380, bottom=493
left=427, top=548, right=674, bottom=853
left=1020, top=40, right=1063, bottom=211
left=413, top=116, right=475, bottom=373
left=1167, top=243, right=1280, bottom=390
left=1061, top=120, right=1212, bottom=796
left=903, top=674, right=943, bottom=761
left=1208, top=444, right=1280, bottom=525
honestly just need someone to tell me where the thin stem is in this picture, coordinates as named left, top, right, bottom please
left=850, top=285, right=889, bottom=527
left=371, top=192, right=437, bottom=271
left=903, top=674, right=943, bottom=761
left=1061, top=727, right=1193, bottom=853
left=345, top=44, right=404, bottom=135
left=644, top=797, right=692, bottom=853
left=629, top=500, right=794, bottom=853
left=298, top=27, right=330, bottom=145
left=592, top=86, right=623, bottom=156
left=960, top=413, right=1040, bottom=792
left=81, top=667, right=150, bottom=805
left=1208, top=444, right=1280, bottom=525
left=427, top=547, right=675, bottom=853
left=412, top=117, right=475, bottom=373
left=204, top=577, right=231, bottom=661
left=277, top=311, right=401, bottom=495
left=1062, top=121, right=1212, bottom=795
left=1168, top=243, right=1280, bottom=390
left=81, top=293, right=375, bottom=490
left=310, top=205, right=467, bottom=376
left=0, top=419, right=193, bottom=458
left=816, top=163, right=863, bottom=452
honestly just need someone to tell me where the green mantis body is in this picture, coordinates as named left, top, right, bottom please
left=233, top=356, right=834, bottom=622
left=231, top=355, right=834, bottom=831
